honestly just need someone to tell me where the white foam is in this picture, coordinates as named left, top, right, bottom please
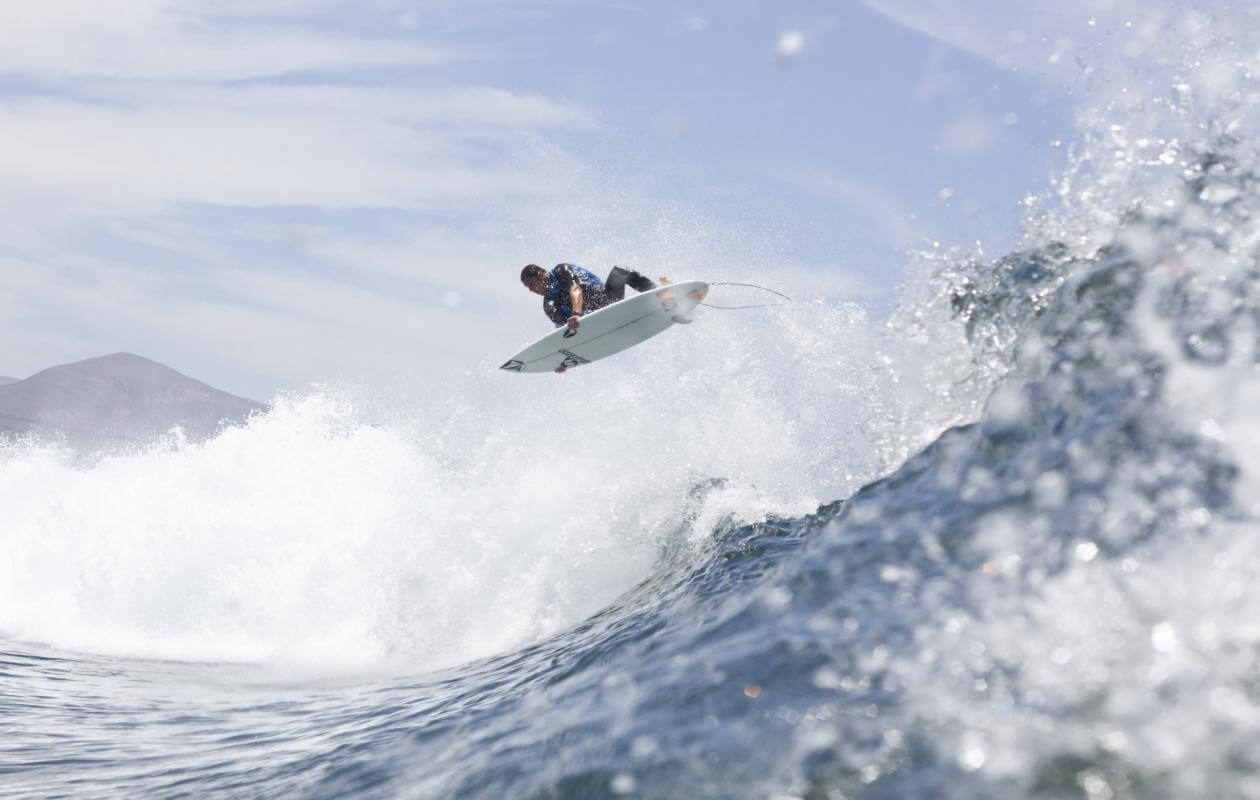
left=0, top=294, right=981, bottom=672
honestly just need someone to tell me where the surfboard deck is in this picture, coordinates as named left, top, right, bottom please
left=501, top=280, right=708, bottom=374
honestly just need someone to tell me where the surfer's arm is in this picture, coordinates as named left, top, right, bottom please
left=564, top=281, right=583, bottom=330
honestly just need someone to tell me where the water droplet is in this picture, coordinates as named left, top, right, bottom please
left=611, top=773, right=636, bottom=794
left=1078, top=771, right=1114, bottom=800
left=813, top=668, right=843, bottom=689
left=961, top=744, right=986, bottom=771
left=762, top=586, right=793, bottom=609
left=1151, top=621, right=1178, bottom=652
left=1200, top=183, right=1240, bottom=204
left=777, top=30, right=805, bottom=59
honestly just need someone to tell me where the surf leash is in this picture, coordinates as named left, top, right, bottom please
left=700, top=281, right=793, bottom=310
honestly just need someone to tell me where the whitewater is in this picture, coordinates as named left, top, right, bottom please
left=7, top=5, right=1260, bottom=798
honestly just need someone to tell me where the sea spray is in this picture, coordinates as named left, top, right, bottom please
left=0, top=290, right=981, bottom=671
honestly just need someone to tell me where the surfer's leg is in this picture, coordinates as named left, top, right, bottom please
left=606, top=266, right=656, bottom=301
left=604, top=266, right=629, bottom=301
left=625, top=269, right=656, bottom=292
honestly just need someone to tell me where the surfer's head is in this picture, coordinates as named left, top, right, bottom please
left=521, top=264, right=548, bottom=294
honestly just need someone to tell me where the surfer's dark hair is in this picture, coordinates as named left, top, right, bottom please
left=521, top=264, right=547, bottom=283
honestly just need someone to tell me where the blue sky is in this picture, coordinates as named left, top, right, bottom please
left=0, top=0, right=1126, bottom=399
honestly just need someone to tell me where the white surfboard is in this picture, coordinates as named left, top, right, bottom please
left=500, top=280, right=708, bottom=374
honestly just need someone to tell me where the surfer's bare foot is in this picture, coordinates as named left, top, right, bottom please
left=659, top=276, right=672, bottom=285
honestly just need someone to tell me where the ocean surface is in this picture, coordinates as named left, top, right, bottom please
left=6, top=8, right=1260, bottom=799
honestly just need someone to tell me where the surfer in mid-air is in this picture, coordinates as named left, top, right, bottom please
left=520, top=264, right=659, bottom=332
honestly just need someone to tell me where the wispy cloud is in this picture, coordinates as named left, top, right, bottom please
left=0, top=0, right=472, bottom=80
left=0, top=84, right=597, bottom=213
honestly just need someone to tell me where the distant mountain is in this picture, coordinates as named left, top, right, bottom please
left=0, top=353, right=266, bottom=448
left=0, top=376, right=17, bottom=386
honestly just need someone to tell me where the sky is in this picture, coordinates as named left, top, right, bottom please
left=0, top=0, right=1098, bottom=399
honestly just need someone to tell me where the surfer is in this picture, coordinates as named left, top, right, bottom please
left=520, top=263, right=657, bottom=331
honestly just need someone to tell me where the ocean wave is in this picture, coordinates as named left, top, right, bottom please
left=7, top=6, right=1260, bottom=799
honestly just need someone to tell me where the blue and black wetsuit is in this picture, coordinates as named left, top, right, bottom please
left=542, top=264, right=656, bottom=327
left=543, top=264, right=605, bottom=327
